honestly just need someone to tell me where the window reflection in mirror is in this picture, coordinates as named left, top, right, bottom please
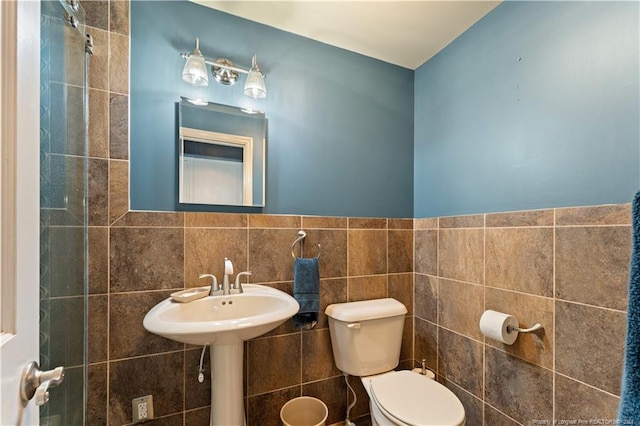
left=178, top=99, right=266, bottom=207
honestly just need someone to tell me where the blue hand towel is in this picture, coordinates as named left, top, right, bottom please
left=619, top=191, right=640, bottom=422
left=293, top=257, right=320, bottom=328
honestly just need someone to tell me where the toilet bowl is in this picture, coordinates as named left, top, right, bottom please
left=325, top=298, right=465, bottom=426
left=362, top=371, right=465, bottom=426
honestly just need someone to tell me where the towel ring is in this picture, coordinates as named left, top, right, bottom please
left=291, top=230, right=321, bottom=259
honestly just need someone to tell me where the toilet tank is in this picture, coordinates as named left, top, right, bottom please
left=325, top=298, right=407, bottom=377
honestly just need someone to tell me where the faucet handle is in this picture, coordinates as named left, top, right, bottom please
left=199, top=274, right=220, bottom=291
left=234, top=271, right=252, bottom=294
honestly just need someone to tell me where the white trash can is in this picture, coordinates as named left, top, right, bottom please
left=280, top=396, right=328, bottom=426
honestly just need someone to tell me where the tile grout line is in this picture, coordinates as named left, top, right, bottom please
left=182, top=205, right=187, bottom=418
left=436, top=217, right=440, bottom=378
left=346, top=218, right=350, bottom=302
left=299, top=215, right=304, bottom=400
left=482, top=212, right=486, bottom=426
left=552, top=208, right=557, bottom=424
left=384, top=226, right=388, bottom=297
left=105, top=0, right=112, bottom=421
left=413, top=271, right=627, bottom=314
left=245, top=217, right=250, bottom=421
left=412, top=219, right=416, bottom=363
left=554, top=370, right=622, bottom=399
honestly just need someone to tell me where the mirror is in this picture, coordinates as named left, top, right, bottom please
left=178, top=99, right=266, bottom=207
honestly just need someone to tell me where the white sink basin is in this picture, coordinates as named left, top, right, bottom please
left=143, top=284, right=299, bottom=345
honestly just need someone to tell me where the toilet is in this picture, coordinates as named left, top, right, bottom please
left=325, top=298, right=465, bottom=426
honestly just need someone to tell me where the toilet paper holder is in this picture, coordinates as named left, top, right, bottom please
left=480, top=310, right=545, bottom=345
left=507, top=322, right=544, bottom=334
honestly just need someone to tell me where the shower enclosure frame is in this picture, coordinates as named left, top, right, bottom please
left=38, top=0, right=92, bottom=424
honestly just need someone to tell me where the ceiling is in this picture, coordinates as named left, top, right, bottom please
left=192, top=1, right=502, bottom=70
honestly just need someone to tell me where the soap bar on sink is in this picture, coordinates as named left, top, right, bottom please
left=170, top=287, right=209, bottom=303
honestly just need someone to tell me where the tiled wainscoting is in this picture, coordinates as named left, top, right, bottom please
left=414, top=205, right=630, bottom=425
left=87, top=213, right=414, bottom=425
left=87, top=204, right=631, bottom=426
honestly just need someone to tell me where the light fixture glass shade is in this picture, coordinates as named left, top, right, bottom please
left=182, top=38, right=209, bottom=87
left=243, top=55, right=267, bottom=99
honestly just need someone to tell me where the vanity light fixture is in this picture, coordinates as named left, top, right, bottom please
left=181, top=37, right=267, bottom=100
left=244, top=55, right=266, bottom=99
left=181, top=37, right=208, bottom=87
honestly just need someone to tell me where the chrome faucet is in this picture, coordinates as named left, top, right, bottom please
left=199, top=273, right=220, bottom=296
left=222, top=258, right=234, bottom=295
left=233, top=271, right=252, bottom=294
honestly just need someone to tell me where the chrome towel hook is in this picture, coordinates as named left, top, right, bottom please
left=291, top=230, right=321, bottom=259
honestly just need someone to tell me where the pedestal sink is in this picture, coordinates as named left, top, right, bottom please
left=143, top=284, right=299, bottom=426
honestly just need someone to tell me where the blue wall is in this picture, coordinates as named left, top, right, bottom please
left=414, top=1, right=639, bottom=217
left=130, top=1, right=414, bottom=217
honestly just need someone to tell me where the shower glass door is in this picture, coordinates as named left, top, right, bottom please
left=39, top=1, right=89, bottom=424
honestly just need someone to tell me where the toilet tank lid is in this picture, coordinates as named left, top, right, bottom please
left=325, top=298, right=407, bottom=322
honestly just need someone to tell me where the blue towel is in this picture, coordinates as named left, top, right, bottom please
left=619, top=191, right=640, bottom=422
left=293, top=257, right=320, bottom=328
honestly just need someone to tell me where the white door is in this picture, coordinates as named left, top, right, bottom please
left=1, top=1, right=42, bottom=424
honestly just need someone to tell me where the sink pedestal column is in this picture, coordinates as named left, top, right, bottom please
left=210, top=342, right=245, bottom=426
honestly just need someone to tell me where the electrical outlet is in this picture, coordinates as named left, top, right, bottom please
left=138, top=402, right=148, bottom=419
left=132, top=395, right=154, bottom=423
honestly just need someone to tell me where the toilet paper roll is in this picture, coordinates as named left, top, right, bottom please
left=479, top=310, right=519, bottom=345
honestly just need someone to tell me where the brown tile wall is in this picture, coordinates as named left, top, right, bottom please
left=88, top=209, right=414, bottom=425
left=414, top=205, right=630, bottom=425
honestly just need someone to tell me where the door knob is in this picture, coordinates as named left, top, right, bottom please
left=20, top=361, right=65, bottom=406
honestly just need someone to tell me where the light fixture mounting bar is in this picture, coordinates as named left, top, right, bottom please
left=205, top=58, right=250, bottom=75
left=180, top=52, right=250, bottom=75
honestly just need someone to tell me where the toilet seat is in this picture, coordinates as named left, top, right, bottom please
left=367, top=371, right=465, bottom=426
